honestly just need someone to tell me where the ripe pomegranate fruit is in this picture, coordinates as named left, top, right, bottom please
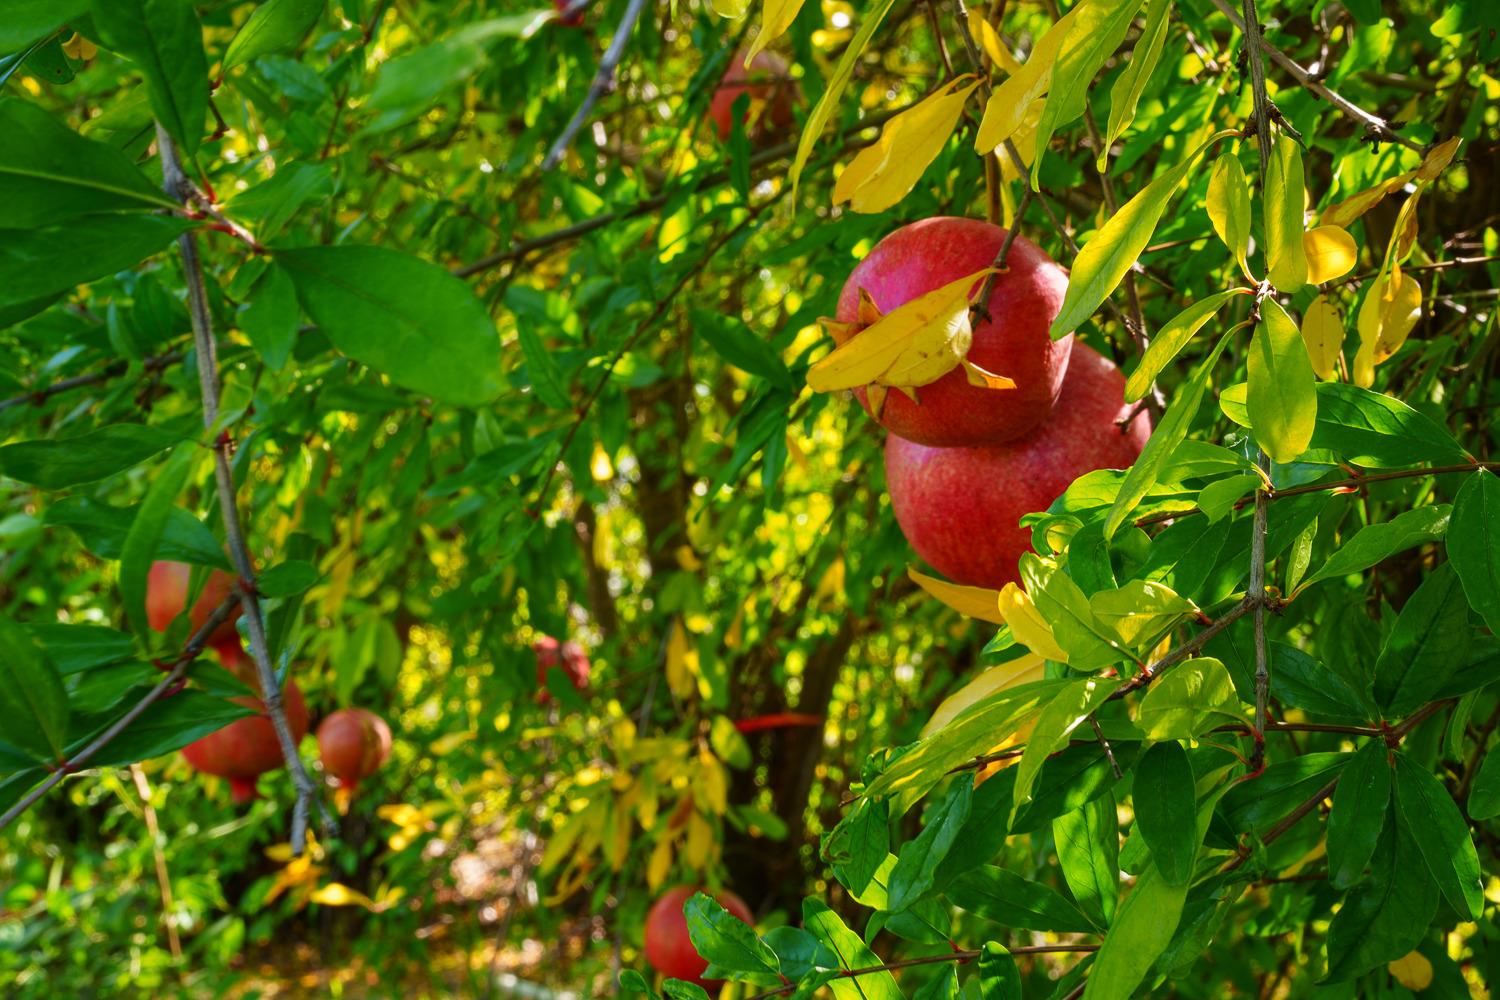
left=884, top=345, right=1150, bottom=590
left=830, top=217, right=1073, bottom=447
left=708, top=50, right=796, bottom=142
left=534, top=635, right=591, bottom=700
left=181, top=642, right=309, bottom=804
left=145, top=560, right=240, bottom=645
left=316, top=708, right=393, bottom=792
left=644, top=885, right=754, bottom=988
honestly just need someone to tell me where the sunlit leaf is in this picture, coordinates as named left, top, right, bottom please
left=1101, top=0, right=1171, bottom=170
left=833, top=77, right=981, bottom=214
left=1352, top=270, right=1421, bottom=387
left=1247, top=298, right=1318, bottom=464
left=974, top=5, right=1081, bottom=154
left=1300, top=294, right=1344, bottom=379
left=1265, top=130, right=1308, bottom=292
left=907, top=566, right=1005, bottom=624
left=1304, top=225, right=1357, bottom=284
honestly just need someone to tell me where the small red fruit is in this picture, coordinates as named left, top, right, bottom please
left=534, top=635, right=591, bottom=700
left=708, top=50, right=797, bottom=142
left=145, top=560, right=241, bottom=645
left=552, top=0, right=584, bottom=27
left=884, top=344, right=1150, bottom=590
left=831, top=217, right=1073, bottom=447
left=644, top=885, right=754, bottom=988
left=181, top=643, right=309, bottom=804
left=316, top=708, right=393, bottom=793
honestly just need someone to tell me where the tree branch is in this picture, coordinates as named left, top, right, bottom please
left=541, top=0, right=650, bottom=170
left=156, top=125, right=332, bottom=855
left=0, top=350, right=183, bottom=414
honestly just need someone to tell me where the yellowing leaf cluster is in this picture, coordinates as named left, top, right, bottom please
left=833, top=77, right=981, bottom=214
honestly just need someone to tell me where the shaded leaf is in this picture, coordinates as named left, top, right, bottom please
left=91, top=0, right=208, bottom=155
left=222, top=0, right=324, bottom=72
left=1327, top=740, right=1391, bottom=889
left=1053, top=790, right=1118, bottom=928
left=45, top=497, right=231, bottom=570
left=947, top=864, right=1094, bottom=933
left=0, top=616, right=69, bottom=761
left=1446, top=469, right=1500, bottom=633
left=1294, top=505, right=1451, bottom=597
left=0, top=424, right=183, bottom=489
left=1393, top=753, right=1482, bottom=919
left=0, top=214, right=194, bottom=309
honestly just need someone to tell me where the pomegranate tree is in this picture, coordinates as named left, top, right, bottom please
left=180, top=643, right=309, bottom=803
left=829, top=217, right=1073, bottom=447
left=643, top=885, right=754, bottom=988
left=316, top=707, right=393, bottom=792
left=145, top=560, right=241, bottom=645
left=885, top=345, right=1150, bottom=589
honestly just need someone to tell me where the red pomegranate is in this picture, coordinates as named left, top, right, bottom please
left=534, top=635, right=591, bottom=700
left=145, top=560, right=241, bottom=645
left=708, top=50, right=797, bottom=141
left=644, top=885, right=754, bottom=987
left=884, top=345, right=1150, bottom=589
left=181, top=643, right=309, bottom=804
left=831, top=217, right=1073, bottom=447
left=316, top=708, right=393, bottom=792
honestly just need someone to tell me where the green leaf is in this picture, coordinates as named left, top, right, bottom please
left=1247, top=298, right=1318, bottom=464
left=222, top=0, right=324, bottom=71
left=1196, top=473, right=1258, bottom=524
left=25, top=624, right=135, bottom=676
left=1011, top=676, right=1121, bottom=825
left=0, top=98, right=175, bottom=226
left=1053, top=790, right=1118, bottom=928
left=0, top=616, right=69, bottom=761
left=1022, top=556, right=1130, bottom=667
left=1373, top=563, right=1472, bottom=714
left=226, top=162, right=332, bottom=239
left=801, top=898, right=901, bottom=1000
left=239, top=264, right=300, bottom=371
left=693, top=309, right=793, bottom=389
left=1100, top=0, right=1170, bottom=171
left=1326, top=740, right=1391, bottom=889
left=763, top=926, right=838, bottom=980
left=1030, top=0, right=1145, bottom=187
left=1105, top=331, right=1234, bottom=538
left=1133, top=741, right=1198, bottom=886
left=0, top=424, right=184, bottom=489
left=1206, top=150, right=1252, bottom=277
left=90, top=0, right=208, bottom=156
left=788, top=0, right=900, bottom=195
left=826, top=796, right=890, bottom=900
left=1447, top=469, right=1500, bottom=633
left=1124, top=289, right=1245, bottom=403
left=1220, top=752, right=1345, bottom=833
left=0, top=214, right=195, bottom=309
left=946, top=865, right=1095, bottom=933
left=1393, top=752, right=1483, bottom=919
left=976, top=942, right=1022, bottom=999
left=119, top=442, right=197, bottom=638
left=257, top=560, right=319, bottom=598
left=275, top=245, right=503, bottom=407
left=1082, top=865, right=1188, bottom=999
left=887, top=776, right=972, bottom=912
left=912, top=967, right=958, bottom=1000
left=1308, top=383, right=1469, bottom=467
left=517, top=322, right=571, bottom=410
left=1322, top=810, right=1438, bottom=982
left=1265, top=131, right=1308, bottom=291
left=684, top=893, right=777, bottom=977
left=1051, top=133, right=1218, bottom=339
left=45, top=497, right=230, bottom=570
left=1136, top=657, right=1243, bottom=740
left=0, top=0, right=90, bottom=53
left=1294, top=504, right=1451, bottom=597
left=1088, top=580, right=1197, bottom=650
left=1266, top=643, right=1377, bottom=720
left=80, top=690, right=253, bottom=768
left=1468, top=747, right=1500, bottom=821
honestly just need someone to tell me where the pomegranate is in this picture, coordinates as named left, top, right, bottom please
left=708, top=50, right=797, bottom=142
left=644, top=885, right=754, bottom=988
left=145, top=560, right=241, bottom=645
left=831, top=217, right=1073, bottom=446
left=181, top=642, right=309, bottom=803
left=884, top=345, right=1150, bottom=589
left=534, top=635, right=591, bottom=701
left=316, top=708, right=393, bottom=792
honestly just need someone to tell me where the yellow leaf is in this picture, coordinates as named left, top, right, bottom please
left=590, top=442, right=614, bottom=481
left=1388, top=951, right=1434, bottom=991
left=309, top=882, right=384, bottom=911
left=1303, top=225, right=1357, bottom=284
left=429, top=731, right=472, bottom=756
left=1300, top=295, right=1344, bottom=380
left=808, top=269, right=1007, bottom=402
left=966, top=10, right=1020, bottom=74
left=995, top=99, right=1045, bottom=183
left=1353, top=271, right=1422, bottom=387
left=1416, top=136, right=1462, bottom=181
left=606, top=794, right=633, bottom=869
left=1206, top=151, right=1252, bottom=279
left=813, top=556, right=845, bottom=607
left=696, top=751, right=730, bottom=815
left=921, top=654, right=1048, bottom=738
left=665, top=619, right=698, bottom=700
left=833, top=77, right=981, bottom=213
left=711, top=0, right=750, bottom=18
left=685, top=810, right=714, bottom=869
left=908, top=566, right=1006, bottom=624
left=1319, top=170, right=1414, bottom=229
left=998, top=583, right=1069, bottom=662
left=974, top=5, right=1082, bottom=154
left=647, top=834, right=674, bottom=890
left=676, top=545, right=703, bottom=571
left=1266, top=130, right=1308, bottom=292
left=745, top=0, right=807, bottom=64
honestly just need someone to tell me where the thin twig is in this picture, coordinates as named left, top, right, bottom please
left=1110, top=595, right=1260, bottom=700
left=0, top=351, right=183, bottom=413
left=156, top=125, right=332, bottom=855
left=541, top=0, right=650, bottom=169
left=1089, top=716, right=1123, bottom=780
left=1221, top=776, right=1339, bottom=873
left=0, top=595, right=240, bottom=831
left=129, top=764, right=183, bottom=963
